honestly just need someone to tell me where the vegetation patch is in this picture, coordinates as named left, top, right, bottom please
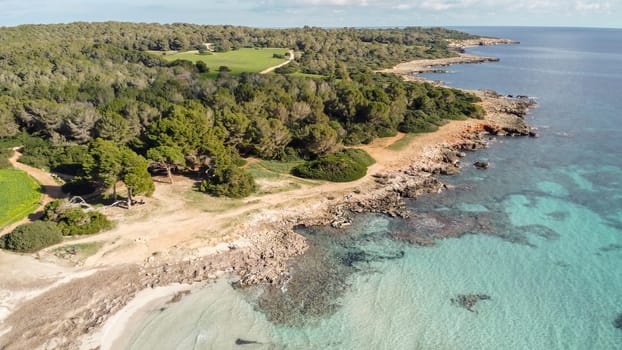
left=199, top=166, right=256, bottom=198
left=161, top=48, right=290, bottom=78
left=388, top=133, right=421, bottom=151
left=184, top=190, right=245, bottom=213
left=246, top=160, right=305, bottom=180
left=0, top=148, right=12, bottom=168
left=0, top=169, right=41, bottom=228
left=0, top=23, right=485, bottom=201
left=286, top=72, right=326, bottom=79
left=1, top=221, right=63, bottom=253
left=292, top=149, right=375, bottom=182
left=54, top=242, right=103, bottom=260
left=43, top=200, right=113, bottom=236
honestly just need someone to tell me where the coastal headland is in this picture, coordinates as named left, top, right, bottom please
left=0, top=37, right=536, bottom=349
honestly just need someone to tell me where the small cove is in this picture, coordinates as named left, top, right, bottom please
left=125, top=27, right=622, bottom=350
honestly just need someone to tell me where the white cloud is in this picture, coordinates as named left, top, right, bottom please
left=575, top=1, right=611, bottom=11
left=0, top=0, right=619, bottom=28
left=253, top=0, right=615, bottom=12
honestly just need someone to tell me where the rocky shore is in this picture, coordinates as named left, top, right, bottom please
left=379, top=53, right=501, bottom=77
left=379, top=37, right=518, bottom=78
left=447, top=37, right=519, bottom=50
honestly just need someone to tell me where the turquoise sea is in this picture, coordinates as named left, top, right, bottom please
left=126, top=28, right=622, bottom=349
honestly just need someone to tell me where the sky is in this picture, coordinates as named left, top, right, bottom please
left=0, top=0, right=620, bottom=28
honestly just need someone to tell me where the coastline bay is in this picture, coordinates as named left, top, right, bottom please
left=124, top=27, right=622, bottom=350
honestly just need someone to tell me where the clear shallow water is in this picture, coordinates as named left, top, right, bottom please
left=127, top=28, right=622, bottom=349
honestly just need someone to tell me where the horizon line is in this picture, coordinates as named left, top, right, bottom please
left=1, top=21, right=621, bottom=31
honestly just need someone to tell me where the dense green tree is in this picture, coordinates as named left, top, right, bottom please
left=120, top=149, right=154, bottom=208
left=250, top=118, right=291, bottom=160
left=83, top=139, right=124, bottom=199
left=0, top=96, right=20, bottom=138
left=297, top=123, right=338, bottom=158
left=199, top=144, right=256, bottom=198
left=0, top=22, right=487, bottom=193
left=94, top=111, right=133, bottom=144
left=147, top=145, right=185, bottom=183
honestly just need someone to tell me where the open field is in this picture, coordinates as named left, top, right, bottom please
left=159, top=48, right=290, bottom=78
left=0, top=169, right=41, bottom=228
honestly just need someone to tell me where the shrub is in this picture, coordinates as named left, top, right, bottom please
left=43, top=200, right=112, bottom=235
left=399, top=109, right=444, bottom=133
left=195, top=61, right=209, bottom=73
left=0, top=149, right=11, bottom=168
left=2, top=221, right=63, bottom=253
left=199, top=167, right=256, bottom=198
left=18, top=136, right=53, bottom=169
left=292, top=149, right=374, bottom=182
left=341, top=149, right=375, bottom=167
left=57, top=210, right=112, bottom=236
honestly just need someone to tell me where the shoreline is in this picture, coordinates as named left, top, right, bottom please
left=80, top=283, right=194, bottom=350
left=378, top=53, right=501, bottom=78
left=0, top=37, right=536, bottom=350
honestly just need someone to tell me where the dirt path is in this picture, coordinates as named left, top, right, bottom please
left=260, top=49, right=295, bottom=74
left=0, top=149, right=65, bottom=235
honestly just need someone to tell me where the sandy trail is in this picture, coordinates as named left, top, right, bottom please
left=260, top=49, right=295, bottom=74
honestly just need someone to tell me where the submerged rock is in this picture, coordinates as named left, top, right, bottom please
left=614, top=313, right=622, bottom=330
left=167, top=290, right=191, bottom=304
left=473, top=161, right=490, bottom=169
left=235, top=338, right=261, bottom=345
left=515, top=224, right=560, bottom=240
left=451, top=294, right=491, bottom=313
left=599, top=244, right=622, bottom=253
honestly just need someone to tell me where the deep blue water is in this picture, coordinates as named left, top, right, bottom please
left=127, top=28, right=622, bottom=349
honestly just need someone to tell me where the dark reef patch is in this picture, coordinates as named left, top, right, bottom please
left=248, top=216, right=406, bottom=326
left=599, top=244, right=622, bottom=253
left=546, top=211, right=569, bottom=220
left=451, top=294, right=492, bottom=313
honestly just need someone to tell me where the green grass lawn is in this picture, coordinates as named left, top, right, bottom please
left=388, top=133, right=422, bottom=151
left=160, top=48, right=290, bottom=78
left=246, top=160, right=304, bottom=180
left=0, top=169, right=42, bottom=228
